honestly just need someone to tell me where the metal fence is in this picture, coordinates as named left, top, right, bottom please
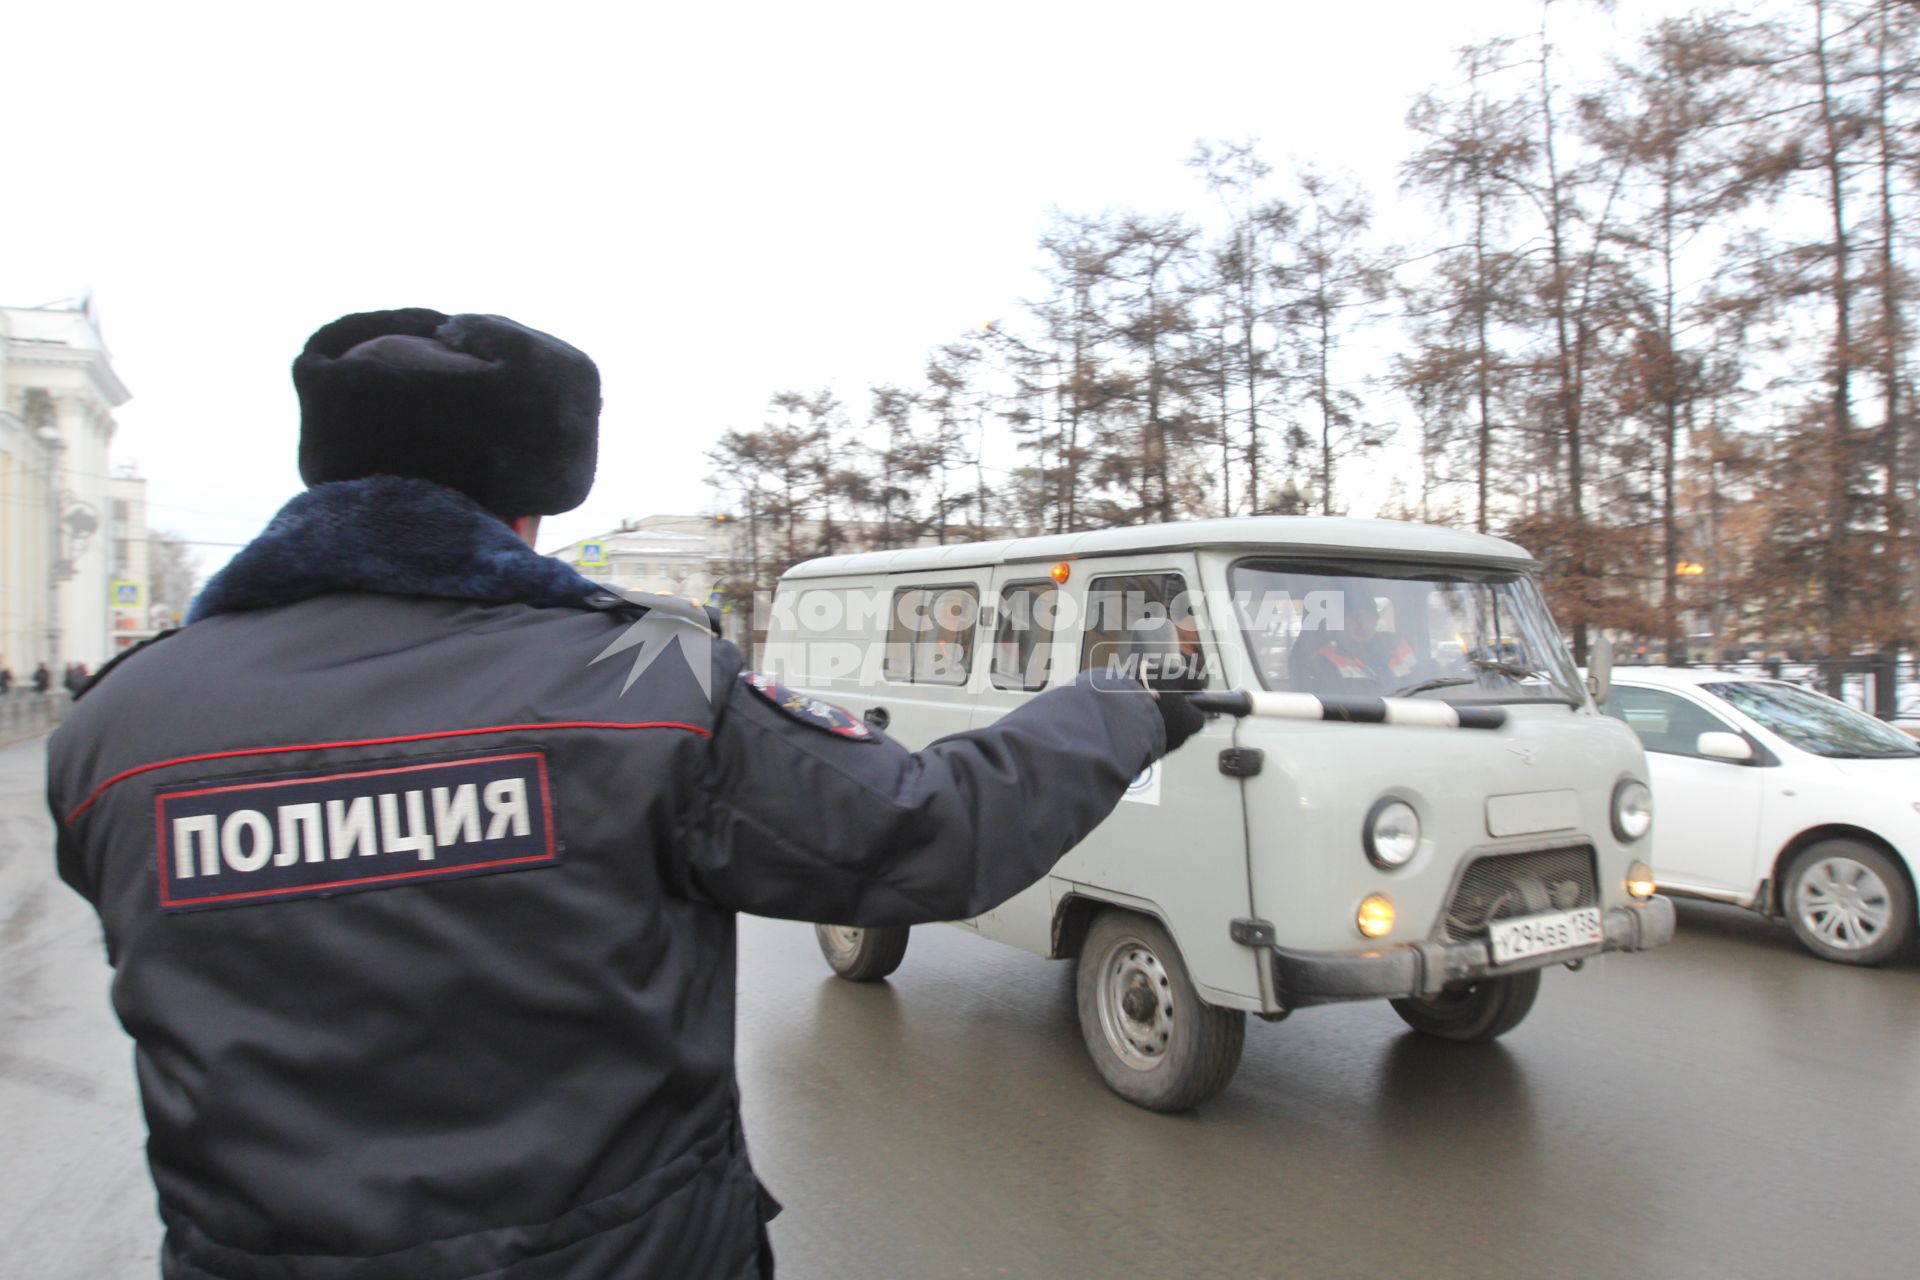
left=0, top=693, right=69, bottom=744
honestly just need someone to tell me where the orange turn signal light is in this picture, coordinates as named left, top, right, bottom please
left=1050, top=562, right=1071, bottom=585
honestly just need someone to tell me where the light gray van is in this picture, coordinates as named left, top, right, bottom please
left=762, top=516, right=1674, bottom=1110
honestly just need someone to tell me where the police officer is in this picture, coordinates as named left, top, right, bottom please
left=47, top=308, right=1202, bottom=1280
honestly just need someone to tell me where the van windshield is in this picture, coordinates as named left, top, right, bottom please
left=1229, top=559, right=1583, bottom=705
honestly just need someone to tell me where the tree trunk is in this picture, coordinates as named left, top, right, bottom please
left=1873, top=0, right=1907, bottom=643
left=1816, top=0, right=1857, bottom=654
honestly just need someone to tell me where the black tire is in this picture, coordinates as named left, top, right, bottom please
left=1075, top=910, right=1244, bottom=1112
left=1390, top=968, right=1541, bottom=1043
left=813, top=923, right=910, bottom=982
left=1783, top=839, right=1916, bottom=966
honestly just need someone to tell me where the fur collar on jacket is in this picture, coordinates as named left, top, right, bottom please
left=190, top=476, right=598, bottom=622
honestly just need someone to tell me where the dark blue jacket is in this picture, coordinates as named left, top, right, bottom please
left=47, top=478, right=1164, bottom=1280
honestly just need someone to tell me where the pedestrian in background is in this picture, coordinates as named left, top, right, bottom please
left=31, top=662, right=50, bottom=694
left=0, top=664, right=12, bottom=696
left=46, top=308, right=1202, bottom=1279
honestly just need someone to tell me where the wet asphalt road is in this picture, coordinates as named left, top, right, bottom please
left=4, top=733, right=1918, bottom=1279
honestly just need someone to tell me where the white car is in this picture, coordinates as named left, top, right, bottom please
left=1597, top=667, right=1919, bottom=965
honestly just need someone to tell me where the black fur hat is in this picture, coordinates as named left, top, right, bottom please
left=293, top=308, right=600, bottom=516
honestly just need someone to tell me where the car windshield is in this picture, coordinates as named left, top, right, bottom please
left=1700, top=681, right=1920, bottom=758
left=1229, top=559, right=1583, bottom=705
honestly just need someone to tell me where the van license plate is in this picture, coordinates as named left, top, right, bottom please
left=1488, top=908, right=1603, bottom=964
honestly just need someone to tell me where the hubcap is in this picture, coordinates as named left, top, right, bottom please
left=1095, top=936, right=1175, bottom=1071
left=1795, top=857, right=1894, bottom=951
left=819, top=925, right=864, bottom=961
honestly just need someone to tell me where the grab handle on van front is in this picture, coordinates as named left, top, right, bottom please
left=1188, top=690, right=1507, bottom=731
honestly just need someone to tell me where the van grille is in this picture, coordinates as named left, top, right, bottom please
left=1440, top=847, right=1599, bottom=942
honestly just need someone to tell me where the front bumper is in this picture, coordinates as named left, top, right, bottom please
left=1267, top=895, right=1676, bottom=1011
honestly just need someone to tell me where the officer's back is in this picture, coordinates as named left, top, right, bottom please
left=47, top=309, right=1191, bottom=1279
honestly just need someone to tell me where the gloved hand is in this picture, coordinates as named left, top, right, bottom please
left=1152, top=691, right=1206, bottom=754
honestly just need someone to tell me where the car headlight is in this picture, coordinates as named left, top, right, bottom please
left=1364, top=797, right=1420, bottom=869
left=1612, top=778, right=1653, bottom=842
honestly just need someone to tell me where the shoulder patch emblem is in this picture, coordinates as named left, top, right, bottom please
left=742, top=673, right=876, bottom=742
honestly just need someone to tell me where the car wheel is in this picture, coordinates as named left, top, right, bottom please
left=1075, top=910, right=1244, bottom=1112
left=1783, top=840, right=1916, bottom=966
left=1389, top=968, right=1541, bottom=1043
left=813, top=923, right=910, bottom=982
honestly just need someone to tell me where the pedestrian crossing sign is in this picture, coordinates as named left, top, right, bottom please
left=112, top=580, right=142, bottom=607
left=578, top=542, right=607, bottom=567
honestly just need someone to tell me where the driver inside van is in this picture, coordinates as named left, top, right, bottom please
left=1291, top=586, right=1418, bottom=697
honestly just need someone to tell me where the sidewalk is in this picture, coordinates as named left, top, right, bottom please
left=0, top=733, right=158, bottom=1276
left=0, top=694, right=69, bottom=747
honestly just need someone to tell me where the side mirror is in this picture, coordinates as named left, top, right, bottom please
left=1587, top=635, right=1613, bottom=705
left=1697, top=731, right=1755, bottom=763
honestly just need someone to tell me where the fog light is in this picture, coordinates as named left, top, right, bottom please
left=1357, top=894, right=1396, bottom=939
left=1626, top=860, right=1657, bottom=899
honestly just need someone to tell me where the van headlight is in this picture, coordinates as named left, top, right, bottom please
left=1364, top=797, right=1420, bottom=869
left=1612, top=779, right=1653, bottom=842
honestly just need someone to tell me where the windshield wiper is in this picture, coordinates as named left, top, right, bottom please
left=1466, top=656, right=1580, bottom=706
left=1469, top=656, right=1545, bottom=681
left=1393, top=676, right=1476, bottom=697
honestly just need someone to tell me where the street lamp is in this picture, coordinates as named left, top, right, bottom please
left=59, top=497, right=100, bottom=577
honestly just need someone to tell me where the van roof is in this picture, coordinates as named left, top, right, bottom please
left=780, top=516, right=1535, bottom=580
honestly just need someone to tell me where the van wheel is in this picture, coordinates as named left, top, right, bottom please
left=1076, top=910, right=1244, bottom=1112
left=1390, top=969, right=1540, bottom=1043
left=1784, top=840, right=1915, bottom=966
left=814, top=924, right=909, bottom=982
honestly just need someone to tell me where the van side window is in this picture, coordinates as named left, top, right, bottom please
left=884, top=585, right=980, bottom=686
left=991, top=582, right=1058, bottom=691
left=1079, top=573, right=1200, bottom=685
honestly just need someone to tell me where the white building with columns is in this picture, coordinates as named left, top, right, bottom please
left=0, top=297, right=143, bottom=675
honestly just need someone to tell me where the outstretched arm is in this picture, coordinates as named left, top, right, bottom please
left=686, top=664, right=1169, bottom=926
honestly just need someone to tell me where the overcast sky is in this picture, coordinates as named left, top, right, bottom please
left=10, top=0, right=1671, bottom=576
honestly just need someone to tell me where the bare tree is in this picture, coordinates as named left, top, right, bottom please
left=1013, top=214, right=1128, bottom=532
left=1586, top=10, right=1760, bottom=662
left=867, top=383, right=921, bottom=549
left=1096, top=214, right=1204, bottom=525
left=148, top=530, right=200, bottom=625
left=1404, top=38, right=1537, bottom=533
left=1275, top=166, right=1392, bottom=515
left=1189, top=139, right=1295, bottom=514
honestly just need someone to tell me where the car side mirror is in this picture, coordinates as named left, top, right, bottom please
left=1587, top=635, right=1613, bottom=705
left=1697, top=731, right=1755, bottom=762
